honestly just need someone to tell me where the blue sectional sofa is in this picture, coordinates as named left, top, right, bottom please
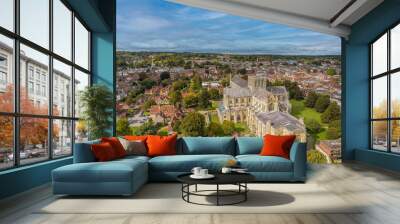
left=52, top=137, right=306, bottom=196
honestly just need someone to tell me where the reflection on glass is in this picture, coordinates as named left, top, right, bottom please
left=74, top=69, right=89, bottom=118
left=20, top=44, right=49, bottom=115
left=74, top=18, right=89, bottom=70
left=372, top=33, right=387, bottom=76
left=391, top=120, right=400, bottom=153
left=75, top=120, right=88, bottom=143
left=372, top=121, right=388, bottom=151
left=372, top=77, right=387, bottom=119
left=53, top=119, right=72, bottom=157
left=53, top=0, right=72, bottom=60
left=20, top=117, right=49, bottom=165
left=391, top=72, right=400, bottom=118
left=0, top=35, right=14, bottom=113
left=391, top=24, right=400, bottom=70
left=0, top=0, right=14, bottom=31
left=53, top=59, right=72, bottom=117
left=0, top=116, right=13, bottom=170
left=20, top=0, right=49, bottom=49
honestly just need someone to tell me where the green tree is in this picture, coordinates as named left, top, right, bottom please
left=206, top=122, right=225, bottom=136
left=198, top=89, right=211, bottom=108
left=161, top=79, right=169, bottom=87
left=140, top=78, right=156, bottom=89
left=321, top=102, right=341, bottom=123
left=190, top=75, right=202, bottom=92
left=222, top=120, right=236, bottom=136
left=172, top=120, right=182, bottom=133
left=160, top=71, right=170, bottom=81
left=305, top=91, right=319, bottom=108
left=116, top=118, right=131, bottom=136
left=142, top=99, right=156, bottom=111
left=326, top=68, right=337, bottom=76
left=169, top=90, right=182, bottom=106
left=221, top=77, right=229, bottom=87
left=133, top=119, right=162, bottom=135
left=183, top=93, right=198, bottom=108
left=172, top=80, right=187, bottom=91
left=305, top=118, right=322, bottom=134
left=180, top=112, right=206, bottom=136
left=314, top=95, right=331, bottom=113
left=79, top=84, right=114, bottom=139
left=208, top=89, right=221, bottom=100
left=326, top=120, right=341, bottom=139
left=307, top=150, right=327, bottom=164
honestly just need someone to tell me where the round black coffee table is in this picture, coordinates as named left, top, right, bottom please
left=177, top=173, right=255, bottom=206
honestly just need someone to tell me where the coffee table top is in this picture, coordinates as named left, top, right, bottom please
left=177, top=172, right=255, bottom=185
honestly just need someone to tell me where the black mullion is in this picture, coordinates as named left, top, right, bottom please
left=371, top=67, right=400, bottom=79
left=0, top=26, right=17, bottom=39
left=13, top=0, right=20, bottom=167
left=0, top=30, right=91, bottom=74
left=74, top=64, right=90, bottom=74
left=112, top=0, right=116, bottom=137
left=71, top=10, right=76, bottom=156
left=388, top=30, right=391, bottom=152
left=369, top=45, right=373, bottom=149
left=48, top=0, right=54, bottom=160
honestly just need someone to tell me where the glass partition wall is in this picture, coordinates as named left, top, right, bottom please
left=370, top=23, right=400, bottom=153
left=0, top=0, right=91, bottom=170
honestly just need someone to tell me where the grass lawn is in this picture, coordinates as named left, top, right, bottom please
left=290, top=99, right=328, bottom=140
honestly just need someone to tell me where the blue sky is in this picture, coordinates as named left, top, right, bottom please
left=117, top=0, right=341, bottom=55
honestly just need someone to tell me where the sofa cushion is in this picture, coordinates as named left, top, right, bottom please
left=178, top=137, right=235, bottom=155
left=101, top=137, right=127, bottom=158
left=236, top=155, right=293, bottom=172
left=149, top=154, right=235, bottom=172
left=236, top=137, right=263, bottom=155
left=147, top=134, right=177, bottom=157
left=53, top=158, right=147, bottom=183
left=260, top=134, right=296, bottom=159
left=91, top=142, right=118, bottom=162
left=118, top=138, right=147, bottom=156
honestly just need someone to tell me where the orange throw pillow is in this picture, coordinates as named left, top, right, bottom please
left=91, top=142, right=117, bottom=162
left=146, top=134, right=177, bottom=157
left=260, top=134, right=296, bottom=159
left=101, top=137, right=127, bottom=158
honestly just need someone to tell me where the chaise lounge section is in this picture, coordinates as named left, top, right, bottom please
left=52, top=137, right=306, bottom=196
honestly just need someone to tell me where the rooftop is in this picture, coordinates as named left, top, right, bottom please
left=256, top=111, right=305, bottom=132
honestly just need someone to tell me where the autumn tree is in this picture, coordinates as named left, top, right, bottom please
left=0, top=85, right=56, bottom=150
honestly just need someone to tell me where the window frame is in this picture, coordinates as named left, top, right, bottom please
left=0, top=0, right=92, bottom=171
left=370, top=21, right=400, bottom=154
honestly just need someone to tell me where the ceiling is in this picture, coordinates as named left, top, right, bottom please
left=170, top=0, right=384, bottom=38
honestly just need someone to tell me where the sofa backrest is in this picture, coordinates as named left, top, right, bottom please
left=177, top=137, right=236, bottom=155
left=236, top=137, right=263, bottom=155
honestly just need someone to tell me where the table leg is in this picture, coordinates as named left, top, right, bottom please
left=245, top=183, right=247, bottom=201
left=195, top=184, right=198, bottom=192
left=187, top=184, right=190, bottom=202
left=217, top=184, right=219, bottom=206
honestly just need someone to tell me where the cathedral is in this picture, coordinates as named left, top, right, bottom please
left=217, top=75, right=306, bottom=142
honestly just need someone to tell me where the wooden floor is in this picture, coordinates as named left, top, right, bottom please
left=1, top=162, right=400, bottom=224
